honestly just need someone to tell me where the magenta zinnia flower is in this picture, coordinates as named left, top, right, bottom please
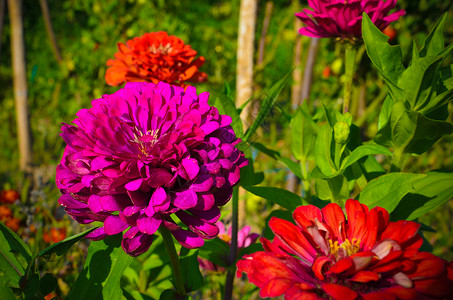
left=237, top=200, right=452, bottom=299
left=296, top=0, right=405, bottom=39
left=56, top=82, right=247, bottom=256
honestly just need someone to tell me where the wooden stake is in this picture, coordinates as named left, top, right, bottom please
left=8, top=0, right=32, bottom=172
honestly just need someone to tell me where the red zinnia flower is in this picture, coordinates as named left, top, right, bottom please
left=237, top=199, right=452, bottom=299
left=105, top=31, right=207, bottom=87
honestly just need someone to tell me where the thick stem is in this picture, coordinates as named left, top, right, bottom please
left=159, top=227, right=186, bottom=297
left=224, top=186, right=239, bottom=300
left=343, top=44, right=357, bottom=114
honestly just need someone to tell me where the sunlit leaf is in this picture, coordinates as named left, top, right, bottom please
left=243, top=71, right=291, bottom=142
left=391, top=172, right=453, bottom=220
left=38, top=227, right=99, bottom=258
left=243, top=186, right=306, bottom=211
left=69, top=234, right=133, bottom=300
left=359, top=173, right=425, bottom=213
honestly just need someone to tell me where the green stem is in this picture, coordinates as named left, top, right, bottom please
left=224, top=186, right=239, bottom=300
left=159, top=226, right=186, bottom=297
left=343, top=44, right=358, bottom=114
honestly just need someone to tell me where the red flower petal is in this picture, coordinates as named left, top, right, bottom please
left=413, top=277, right=451, bottom=297
left=293, top=205, right=322, bottom=227
left=361, top=292, right=397, bottom=300
left=269, top=217, right=318, bottom=264
left=260, top=278, right=293, bottom=298
left=322, top=283, right=358, bottom=299
left=326, top=257, right=354, bottom=275
left=321, top=203, right=346, bottom=242
left=381, top=286, right=417, bottom=300
left=313, top=256, right=332, bottom=280
left=349, top=270, right=380, bottom=283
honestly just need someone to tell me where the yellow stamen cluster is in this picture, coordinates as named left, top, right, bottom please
left=329, top=238, right=361, bottom=259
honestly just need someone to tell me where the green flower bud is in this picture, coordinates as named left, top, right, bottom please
left=334, top=121, right=350, bottom=144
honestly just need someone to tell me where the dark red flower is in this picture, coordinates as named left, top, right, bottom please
left=0, top=189, right=20, bottom=204
left=237, top=200, right=452, bottom=299
left=105, top=31, right=207, bottom=87
left=296, top=0, right=405, bottom=40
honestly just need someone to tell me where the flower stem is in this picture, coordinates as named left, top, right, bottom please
left=343, top=43, right=357, bottom=114
left=224, top=186, right=239, bottom=300
left=159, top=226, right=186, bottom=297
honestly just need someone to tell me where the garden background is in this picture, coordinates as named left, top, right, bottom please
left=1, top=0, right=453, bottom=299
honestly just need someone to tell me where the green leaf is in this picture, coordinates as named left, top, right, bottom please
left=242, top=186, right=306, bottom=211
left=314, top=175, right=349, bottom=204
left=179, top=248, right=203, bottom=292
left=0, top=280, right=16, bottom=300
left=237, top=243, right=263, bottom=259
left=359, top=173, right=426, bottom=212
left=359, top=155, right=386, bottom=181
left=243, top=70, right=291, bottom=142
left=314, top=124, right=337, bottom=177
left=212, top=91, right=243, bottom=138
left=69, top=234, right=134, bottom=300
left=340, top=144, right=392, bottom=170
left=362, top=13, right=405, bottom=101
left=159, top=289, right=180, bottom=300
left=279, top=157, right=303, bottom=179
left=291, top=103, right=317, bottom=161
left=39, top=273, right=57, bottom=297
left=198, top=238, right=229, bottom=268
left=0, top=221, right=32, bottom=262
left=389, top=101, right=417, bottom=152
left=398, top=55, right=443, bottom=111
left=419, top=13, right=447, bottom=57
left=375, top=96, right=394, bottom=147
left=391, top=172, right=453, bottom=220
left=238, top=160, right=264, bottom=187
left=38, top=227, right=99, bottom=258
left=22, top=272, right=40, bottom=299
left=249, top=142, right=303, bottom=179
left=0, top=221, right=31, bottom=289
left=250, top=142, right=280, bottom=160
left=403, top=113, right=453, bottom=154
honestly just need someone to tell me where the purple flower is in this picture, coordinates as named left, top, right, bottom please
left=56, top=82, right=248, bottom=256
left=296, top=0, right=405, bottom=39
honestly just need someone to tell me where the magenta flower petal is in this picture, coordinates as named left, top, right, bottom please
left=171, top=228, right=205, bottom=248
left=56, top=82, right=247, bottom=256
left=104, top=215, right=129, bottom=235
left=136, top=215, right=162, bottom=235
left=296, top=0, right=405, bottom=40
left=173, top=188, right=198, bottom=210
left=122, top=227, right=154, bottom=256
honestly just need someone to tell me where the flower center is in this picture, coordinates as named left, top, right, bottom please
left=149, top=43, right=173, bottom=55
left=130, top=128, right=160, bottom=156
left=328, top=238, right=360, bottom=259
